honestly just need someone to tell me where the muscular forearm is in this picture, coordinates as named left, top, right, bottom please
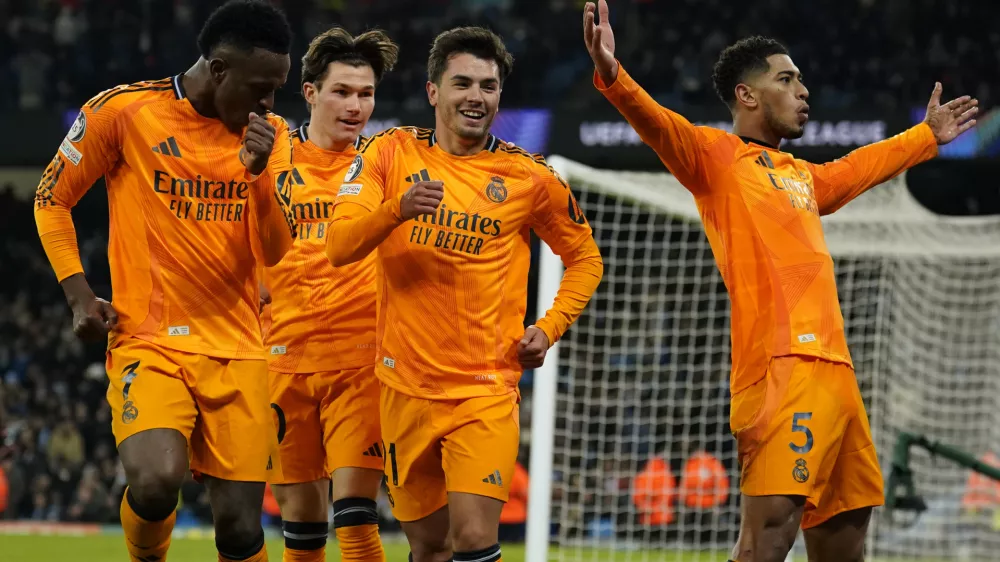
left=326, top=199, right=405, bottom=267
left=534, top=236, right=604, bottom=345
left=35, top=205, right=84, bottom=282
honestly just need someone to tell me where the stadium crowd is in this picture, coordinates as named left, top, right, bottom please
left=0, top=0, right=993, bottom=113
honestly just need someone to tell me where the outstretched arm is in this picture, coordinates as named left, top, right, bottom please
left=584, top=0, right=717, bottom=190
left=811, top=83, right=978, bottom=215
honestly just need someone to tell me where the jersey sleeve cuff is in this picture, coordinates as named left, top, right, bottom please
left=593, top=61, right=629, bottom=94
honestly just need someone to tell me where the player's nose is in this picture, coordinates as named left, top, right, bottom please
left=258, top=92, right=276, bottom=113
left=797, top=84, right=809, bottom=101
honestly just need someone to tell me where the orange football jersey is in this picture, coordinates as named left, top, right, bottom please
left=35, top=75, right=295, bottom=360
left=262, top=126, right=376, bottom=373
left=597, top=65, right=938, bottom=394
left=332, top=127, right=601, bottom=400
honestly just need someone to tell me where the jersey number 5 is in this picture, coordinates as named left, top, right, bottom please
left=789, top=412, right=813, bottom=454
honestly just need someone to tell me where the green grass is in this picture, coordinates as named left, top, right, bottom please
left=0, top=534, right=738, bottom=562
left=0, top=534, right=957, bottom=562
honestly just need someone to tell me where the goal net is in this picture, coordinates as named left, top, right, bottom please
left=527, top=155, right=1000, bottom=562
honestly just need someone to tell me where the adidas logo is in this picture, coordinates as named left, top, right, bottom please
left=482, top=470, right=504, bottom=487
left=151, top=137, right=183, bottom=158
left=362, top=443, right=383, bottom=458
left=754, top=150, right=775, bottom=169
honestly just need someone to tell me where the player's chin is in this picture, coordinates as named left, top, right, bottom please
left=783, top=121, right=806, bottom=140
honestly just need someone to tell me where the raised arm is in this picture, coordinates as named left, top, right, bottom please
left=811, top=83, right=978, bottom=215
left=35, top=105, right=122, bottom=340
left=583, top=0, right=717, bottom=189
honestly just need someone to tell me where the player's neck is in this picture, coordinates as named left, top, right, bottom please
left=181, top=60, right=219, bottom=121
left=732, top=115, right=782, bottom=149
left=434, top=124, right=488, bottom=156
left=306, top=120, right=353, bottom=153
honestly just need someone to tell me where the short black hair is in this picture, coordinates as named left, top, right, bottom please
left=712, top=36, right=788, bottom=108
left=197, top=0, right=292, bottom=58
left=301, top=28, right=399, bottom=90
left=427, top=27, right=514, bottom=85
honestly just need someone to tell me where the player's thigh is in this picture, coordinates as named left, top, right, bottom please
left=732, top=356, right=851, bottom=504
left=269, top=370, right=327, bottom=485
left=400, top=505, right=452, bottom=562
left=440, top=392, right=519, bottom=548
left=319, top=365, right=384, bottom=497
left=188, top=356, right=278, bottom=482
left=272, top=479, right=330, bottom=522
left=106, top=339, right=196, bottom=490
left=803, top=507, right=871, bottom=562
left=380, top=383, right=449, bottom=522
left=802, top=369, right=882, bottom=531
left=732, top=494, right=805, bottom=562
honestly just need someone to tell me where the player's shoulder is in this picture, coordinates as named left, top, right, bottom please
left=495, top=141, right=567, bottom=185
left=264, top=112, right=291, bottom=134
left=83, top=75, right=181, bottom=114
left=358, top=126, right=431, bottom=154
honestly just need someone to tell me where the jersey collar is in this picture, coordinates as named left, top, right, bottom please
left=739, top=135, right=779, bottom=150
left=429, top=130, right=499, bottom=152
left=172, top=74, right=186, bottom=100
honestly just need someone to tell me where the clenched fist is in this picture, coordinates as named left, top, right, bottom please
left=399, top=180, right=444, bottom=220
left=240, top=113, right=276, bottom=176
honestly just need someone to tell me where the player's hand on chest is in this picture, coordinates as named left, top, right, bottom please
left=392, top=160, right=532, bottom=259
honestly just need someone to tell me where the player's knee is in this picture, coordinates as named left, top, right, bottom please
left=214, top=506, right=265, bottom=560
left=450, top=521, right=498, bottom=553
left=125, top=458, right=186, bottom=512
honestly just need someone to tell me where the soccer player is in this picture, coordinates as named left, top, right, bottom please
left=326, top=27, right=604, bottom=562
left=583, top=2, right=978, bottom=562
left=33, top=1, right=297, bottom=561
left=260, top=27, right=398, bottom=562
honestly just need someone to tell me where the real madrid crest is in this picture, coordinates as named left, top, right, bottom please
left=485, top=176, right=507, bottom=203
left=792, top=458, right=809, bottom=483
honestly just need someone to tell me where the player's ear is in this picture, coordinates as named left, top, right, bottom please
left=735, top=83, right=757, bottom=110
left=208, top=58, right=229, bottom=84
left=426, top=80, right=438, bottom=107
left=302, top=82, right=318, bottom=107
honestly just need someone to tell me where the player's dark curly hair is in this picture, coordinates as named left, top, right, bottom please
left=712, top=36, right=788, bottom=108
left=197, top=0, right=292, bottom=58
left=301, top=28, right=399, bottom=90
left=427, top=27, right=514, bottom=85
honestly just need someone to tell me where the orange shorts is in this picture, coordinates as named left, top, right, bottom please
left=105, top=338, right=279, bottom=483
left=268, top=365, right=383, bottom=485
left=380, top=383, right=520, bottom=522
left=731, top=356, right=884, bottom=529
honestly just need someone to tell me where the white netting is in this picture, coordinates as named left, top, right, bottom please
left=537, top=155, right=1000, bottom=562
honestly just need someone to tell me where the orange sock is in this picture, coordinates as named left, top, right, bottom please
left=335, top=524, right=385, bottom=562
left=282, top=546, right=325, bottom=562
left=218, top=542, right=268, bottom=562
left=119, top=488, right=176, bottom=562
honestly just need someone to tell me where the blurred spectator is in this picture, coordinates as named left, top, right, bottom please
left=48, top=416, right=85, bottom=469
left=679, top=450, right=729, bottom=509
left=632, top=456, right=677, bottom=527
left=499, top=460, right=529, bottom=542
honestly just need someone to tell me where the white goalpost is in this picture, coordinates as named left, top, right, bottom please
left=526, top=155, right=1000, bottom=562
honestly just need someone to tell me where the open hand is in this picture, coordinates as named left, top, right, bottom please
left=517, top=326, right=550, bottom=370
left=240, top=113, right=276, bottom=175
left=923, top=82, right=978, bottom=145
left=583, top=0, right=618, bottom=85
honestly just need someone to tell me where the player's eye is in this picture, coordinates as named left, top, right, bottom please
left=360, top=91, right=374, bottom=98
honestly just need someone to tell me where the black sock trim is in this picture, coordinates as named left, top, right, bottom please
left=125, top=488, right=175, bottom=522
left=332, top=497, right=379, bottom=528
left=454, top=544, right=501, bottom=562
left=282, top=520, right=328, bottom=551
left=217, top=531, right=265, bottom=561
